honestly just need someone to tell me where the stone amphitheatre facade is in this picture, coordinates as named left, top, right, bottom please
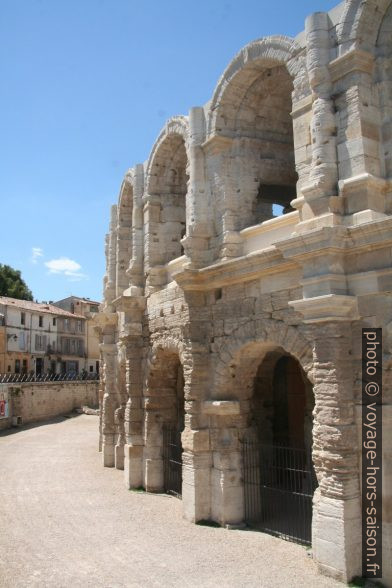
left=95, top=1, right=392, bottom=584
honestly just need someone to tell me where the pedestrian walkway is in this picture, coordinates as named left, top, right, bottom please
left=0, top=415, right=343, bottom=588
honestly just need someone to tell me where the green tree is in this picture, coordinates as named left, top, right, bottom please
left=0, top=264, right=33, bottom=301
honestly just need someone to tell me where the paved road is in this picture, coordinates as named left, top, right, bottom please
left=0, top=415, right=343, bottom=588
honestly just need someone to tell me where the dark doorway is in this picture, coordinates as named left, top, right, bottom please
left=163, top=362, right=184, bottom=497
left=242, top=353, right=316, bottom=545
left=36, top=357, right=43, bottom=376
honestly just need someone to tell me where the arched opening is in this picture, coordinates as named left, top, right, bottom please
left=242, top=349, right=316, bottom=545
left=145, top=348, right=185, bottom=496
left=148, top=135, right=188, bottom=265
left=213, top=62, right=297, bottom=230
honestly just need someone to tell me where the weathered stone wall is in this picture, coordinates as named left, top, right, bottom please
left=96, top=2, right=392, bottom=585
left=0, top=381, right=99, bottom=429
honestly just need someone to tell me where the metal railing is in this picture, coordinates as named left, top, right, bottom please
left=241, top=438, right=317, bottom=546
left=0, top=372, right=99, bottom=383
left=163, top=425, right=183, bottom=498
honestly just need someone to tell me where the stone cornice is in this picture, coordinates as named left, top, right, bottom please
left=92, top=312, right=117, bottom=328
left=289, top=294, right=359, bottom=323
left=201, top=134, right=234, bottom=155
left=291, top=94, right=313, bottom=119
left=112, top=295, right=146, bottom=313
left=277, top=218, right=392, bottom=261
left=329, top=49, right=374, bottom=83
left=173, top=246, right=297, bottom=291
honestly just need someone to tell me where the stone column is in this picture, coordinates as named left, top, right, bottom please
left=203, top=135, right=243, bottom=260
left=181, top=349, right=212, bottom=523
left=182, top=107, right=213, bottom=268
left=101, top=338, right=118, bottom=468
left=143, top=193, right=166, bottom=293
left=116, top=223, right=132, bottom=298
left=299, top=12, right=339, bottom=229
left=329, top=49, right=388, bottom=223
left=115, top=296, right=146, bottom=490
left=104, top=205, right=117, bottom=309
left=114, top=339, right=128, bottom=470
left=126, top=163, right=145, bottom=295
left=288, top=305, right=361, bottom=583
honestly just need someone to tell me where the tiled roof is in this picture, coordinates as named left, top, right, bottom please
left=54, top=296, right=101, bottom=305
left=0, top=297, right=86, bottom=319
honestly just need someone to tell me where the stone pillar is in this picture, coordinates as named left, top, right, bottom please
left=329, top=49, right=388, bottom=223
left=115, top=296, right=146, bottom=490
left=299, top=12, right=339, bottom=229
left=182, top=107, right=213, bottom=268
left=181, top=348, right=212, bottom=523
left=114, top=339, right=128, bottom=470
left=116, top=222, right=132, bottom=298
left=114, top=404, right=125, bottom=470
left=101, top=336, right=118, bottom=468
left=288, top=304, right=361, bottom=583
left=312, top=323, right=361, bottom=583
left=104, top=205, right=117, bottom=309
left=126, top=163, right=145, bottom=295
left=143, top=193, right=166, bottom=293
left=203, top=135, right=243, bottom=260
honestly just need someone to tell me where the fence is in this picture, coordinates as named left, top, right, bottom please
left=0, top=372, right=99, bottom=384
left=163, top=425, right=183, bottom=498
left=241, top=438, right=317, bottom=546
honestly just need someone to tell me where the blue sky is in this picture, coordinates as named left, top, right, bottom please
left=0, top=0, right=338, bottom=303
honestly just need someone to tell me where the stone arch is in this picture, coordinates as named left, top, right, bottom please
left=147, top=336, right=187, bottom=380
left=146, top=116, right=190, bottom=190
left=338, top=0, right=392, bottom=54
left=145, top=117, right=190, bottom=266
left=116, top=170, right=134, bottom=296
left=213, top=320, right=313, bottom=397
left=207, top=35, right=307, bottom=137
left=206, top=36, right=307, bottom=232
left=143, top=336, right=187, bottom=493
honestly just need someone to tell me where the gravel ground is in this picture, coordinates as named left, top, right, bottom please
left=0, top=415, right=344, bottom=588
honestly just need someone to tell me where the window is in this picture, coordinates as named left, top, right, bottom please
left=90, top=305, right=98, bottom=313
left=19, top=332, right=25, bottom=351
left=15, top=359, right=20, bottom=374
left=22, top=359, right=28, bottom=374
left=64, top=319, right=69, bottom=331
left=53, top=317, right=56, bottom=326
left=70, top=339, right=75, bottom=353
left=89, top=365, right=93, bottom=372
left=39, top=316, right=43, bottom=327
left=77, top=320, right=83, bottom=332
left=21, top=312, right=25, bottom=325
left=35, top=334, right=47, bottom=351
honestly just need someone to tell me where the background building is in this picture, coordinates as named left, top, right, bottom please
left=53, top=296, right=100, bottom=374
left=0, top=296, right=91, bottom=375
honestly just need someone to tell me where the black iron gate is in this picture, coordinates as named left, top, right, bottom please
left=163, top=425, right=182, bottom=498
left=241, top=439, right=317, bottom=545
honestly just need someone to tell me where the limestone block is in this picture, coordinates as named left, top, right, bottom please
left=124, top=444, right=143, bottom=489
left=144, top=458, right=163, bottom=492
left=181, top=429, right=210, bottom=452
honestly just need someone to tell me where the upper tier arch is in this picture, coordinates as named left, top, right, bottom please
left=206, top=35, right=308, bottom=138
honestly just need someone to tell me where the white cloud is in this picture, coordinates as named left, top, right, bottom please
left=31, top=247, right=44, bottom=264
left=45, top=257, right=87, bottom=281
